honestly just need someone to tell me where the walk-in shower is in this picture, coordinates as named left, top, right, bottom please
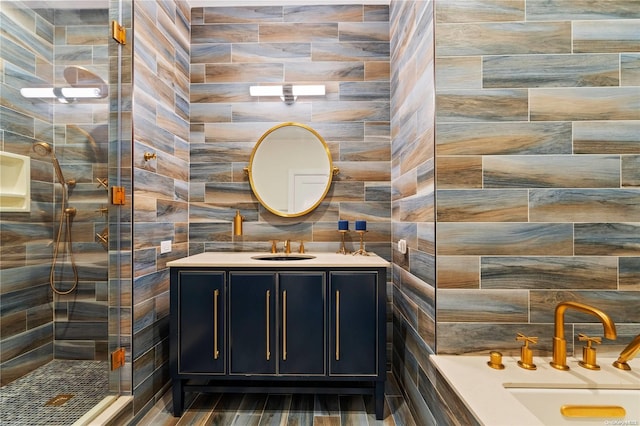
left=0, top=0, right=128, bottom=423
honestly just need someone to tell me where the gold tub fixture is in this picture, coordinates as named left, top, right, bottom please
left=143, top=152, right=157, bottom=161
left=487, top=350, right=505, bottom=370
left=233, top=210, right=244, bottom=236
left=612, top=333, right=640, bottom=371
left=550, top=301, right=617, bottom=371
left=577, top=334, right=602, bottom=370
left=516, top=333, right=538, bottom=370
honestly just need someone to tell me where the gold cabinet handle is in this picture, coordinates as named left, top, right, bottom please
left=213, top=289, right=219, bottom=359
left=266, top=290, right=271, bottom=361
left=336, top=290, right=340, bottom=361
left=283, top=290, right=287, bottom=361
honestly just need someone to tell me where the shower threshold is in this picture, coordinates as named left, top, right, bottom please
left=73, top=394, right=133, bottom=425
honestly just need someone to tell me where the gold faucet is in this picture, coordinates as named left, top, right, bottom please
left=550, top=301, right=617, bottom=371
left=612, top=334, right=640, bottom=371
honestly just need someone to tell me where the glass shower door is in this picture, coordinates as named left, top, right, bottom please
left=0, top=0, right=129, bottom=422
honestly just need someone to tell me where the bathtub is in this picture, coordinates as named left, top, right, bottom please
left=431, top=355, right=640, bottom=425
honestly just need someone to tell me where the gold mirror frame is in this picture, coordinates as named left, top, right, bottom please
left=246, top=122, right=337, bottom=217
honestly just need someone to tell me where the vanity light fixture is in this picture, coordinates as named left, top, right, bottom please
left=249, top=84, right=325, bottom=105
left=20, top=87, right=106, bottom=103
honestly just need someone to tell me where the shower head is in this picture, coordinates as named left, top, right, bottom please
left=32, top=142, right=67, bottom=185
left=33, top=141, right=52, bottom=156
left=63, top=66, right=108, bottom=99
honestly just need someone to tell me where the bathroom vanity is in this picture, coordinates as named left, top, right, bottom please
left=168, top=252, right=389, bottom=419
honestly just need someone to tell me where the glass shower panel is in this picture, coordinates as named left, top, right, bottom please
left=0, top=0, right=127, bottom=422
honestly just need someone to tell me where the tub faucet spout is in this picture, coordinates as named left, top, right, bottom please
left=612, top=334, right=640, bottom=371
left=550, top=301, right=617, bottom=371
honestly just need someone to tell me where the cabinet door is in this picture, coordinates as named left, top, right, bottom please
left=177, top=271, right=225, bottom=374
left=329, top=272, right=377, bottom=375
left=229, top=272, right=276, bottom=374
left=279, top=273, right=325, bottom=375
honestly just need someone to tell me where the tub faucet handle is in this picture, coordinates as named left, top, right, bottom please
left=578, top=333, right=602, bottom=370
left=516, top=333, right=538, bottom=370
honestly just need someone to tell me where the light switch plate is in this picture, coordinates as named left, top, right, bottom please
left=161, top=240, right=172, bottom=254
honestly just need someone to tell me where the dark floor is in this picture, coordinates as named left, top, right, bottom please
left=136, top=373, right=416, bottom=426
left=0, top=360, right=109, bottom=425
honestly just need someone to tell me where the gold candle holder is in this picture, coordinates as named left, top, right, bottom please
left=353, top=230, right=370, bottom=256
left=336, top=230, right=350, bottom=254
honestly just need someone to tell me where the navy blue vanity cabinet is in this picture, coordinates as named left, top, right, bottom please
left=229, top=272, right=276, bottom=374
left=329, top=271, right=385, bottom=419
left=329, top=271, right=378, bottom=376
left=170, top=269, right=225, bottom=416
left=170, top=262, right=387, bottom=420
left=278, top=272, right=325, bottom=375
left=228, top=272, right=325, bottom=375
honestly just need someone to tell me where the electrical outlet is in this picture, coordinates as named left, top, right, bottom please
left=161, top=240, right=172, bottom=254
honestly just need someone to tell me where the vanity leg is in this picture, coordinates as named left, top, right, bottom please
left=375, top=380, right=385, bottom=420
left=172, top=380, right=184, bottom=417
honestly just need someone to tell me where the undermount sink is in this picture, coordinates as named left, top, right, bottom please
left=251, top=254, right=316, bottom=261
left=507, top=387, right=640, bottom=424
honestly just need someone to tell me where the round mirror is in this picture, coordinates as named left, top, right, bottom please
left=248, top=122, right=335, bottom=217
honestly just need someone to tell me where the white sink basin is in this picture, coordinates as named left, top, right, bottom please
left=507, top=387, right=640, bottom=425
left=251, top=254, right=316, bottom=261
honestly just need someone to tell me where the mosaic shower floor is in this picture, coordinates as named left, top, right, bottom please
left=0, top=360, right=109, bottom=425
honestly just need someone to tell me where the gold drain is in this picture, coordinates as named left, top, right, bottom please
left=45, top=394, right=74, bottom=406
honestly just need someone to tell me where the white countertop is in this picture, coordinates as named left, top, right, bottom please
left=166, top=251, right=391, bottom=268
left=431, top=355, right=640, bottom=426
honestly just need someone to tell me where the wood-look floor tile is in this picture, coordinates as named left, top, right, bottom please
left=226, top=395, right=265, bottom=425
left=258, top=394, right=291, bottom=426
left=175, top=393, right=221, bottom=425
left=206, top=393, right=245, bottom=425
left=287, top=394, right=314, bottom=425
left=138, top=386, right=410, bottom=426
left=314, top=416, right=341, bottom=426
left=339, top=395, right=369, bottom=426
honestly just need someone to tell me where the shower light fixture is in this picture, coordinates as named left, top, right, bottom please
left=20, top=87, right=105, bottom=102
left=249, top=84, right=325, bottom=104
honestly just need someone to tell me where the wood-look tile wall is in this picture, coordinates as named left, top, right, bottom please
left=0, top=2, right=110, bottom=385
left=435, top=0, right=640, bottom=356
left=389, top=1, right=438, bottom=424
left=131, top=0, right=190, bottom=415
left=389, top=1, right=640, bottom=424
left=188, top=5, right=391, bottom=265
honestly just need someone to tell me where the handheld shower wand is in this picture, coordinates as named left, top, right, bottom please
left=32, top=142, right=67, bottom=186
left=32, top=142, right=78, bottom=295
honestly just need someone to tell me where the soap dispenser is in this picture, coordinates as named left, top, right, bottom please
left=233, top=210, right=244, bottom=236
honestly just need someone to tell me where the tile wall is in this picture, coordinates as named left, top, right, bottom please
left=434, top=0, right=640, bottom=355
left=389, top=1, right=438, bottom=424
left=389, top=0, right=640, bottom=424
left=130, top=0, right=191, bottom=415
left=0, top=1, right=110, bottom=385
left=187, top=4, right=392, bottom=264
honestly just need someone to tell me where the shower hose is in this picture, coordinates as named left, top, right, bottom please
left=50, top=188, right=78, bottom=295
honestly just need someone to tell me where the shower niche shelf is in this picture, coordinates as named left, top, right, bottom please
left=0, top=151, right=30, bottom=212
